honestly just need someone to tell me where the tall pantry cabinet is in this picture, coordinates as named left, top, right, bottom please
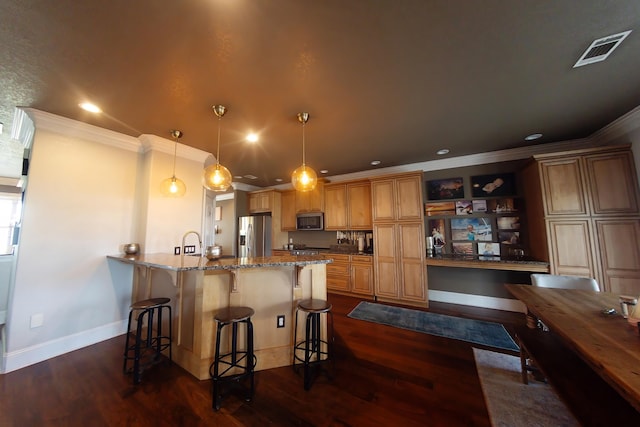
left=522, top=145, right=640, bottom=295
left=371, top=171, right=427, bottom=307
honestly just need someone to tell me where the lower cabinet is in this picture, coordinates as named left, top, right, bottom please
left=326, top=254, right=374, bottom=298
left=594, top=218, right=640, bottom=295
left=545, top=217, right=640, bottom=294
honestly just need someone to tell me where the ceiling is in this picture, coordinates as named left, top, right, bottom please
left=1, top=1, right=639, bottom=188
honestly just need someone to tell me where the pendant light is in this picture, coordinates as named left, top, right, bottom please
left=291, top=112, right=317, bottom=192
left=203, top=105, right=233, bottom=191
left=160, top=130, right=187, bottom=197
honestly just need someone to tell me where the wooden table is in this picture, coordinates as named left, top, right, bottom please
left=505, top=284, right=640, bottom=412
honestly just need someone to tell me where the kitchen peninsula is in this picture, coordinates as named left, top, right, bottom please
left=108, top=253, right=332, bottom=380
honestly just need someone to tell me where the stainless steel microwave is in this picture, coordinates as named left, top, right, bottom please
left=296, top=212, right=324, bottom=230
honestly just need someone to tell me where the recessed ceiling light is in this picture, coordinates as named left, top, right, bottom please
left=244, top=174, right=258, bottom=180
left=525, top=133, right=543, bottom=141
left=79, top=102, right=101, bottom=113
left=275, top=178, right=283, bottom=182
left=246, top=133, right=259, bottom=143
left=436, top=149, right=450, bottom=155
left=320, top=169, right=328, bottom=174
left=370, top=160, right=381, bottom=166
left=234, top=176, right=244, bottom=179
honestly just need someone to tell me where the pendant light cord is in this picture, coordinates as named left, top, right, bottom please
left=172, top=136, right=178, bottom=177
left=216, top=116, right=222, bottom=166
left=301, top=120, right=306, bottom=166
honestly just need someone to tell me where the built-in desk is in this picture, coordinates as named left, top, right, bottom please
left=425, top=255, right=549, bottom=312
left=108, top=254, right=332, bottom=380
left=425, top=255, right=549, bottom=273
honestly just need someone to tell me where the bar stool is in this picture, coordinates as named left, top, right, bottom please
left=293, top=298, right=334, bottom=390
left=209, top=306, right=257, bottom=411
left=122, top=297, right=172, bottom=385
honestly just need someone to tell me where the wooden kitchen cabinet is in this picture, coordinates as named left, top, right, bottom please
left=539, top=156, right=589, bottom=216
left=545, top=219, right=598, bottom=279
left=523, top=145, right=640, bottom=293
left=295, top=180, right=324, bottom=213
left=594, top=218, right=640, bottom=295
left=351, top=255, right=374, bottom=296
left=371, top=171, right=427, bottom=307
left=324, top=184, right=348, bottom=230
left=326, top=254, right=351, bottom=292
left=248, top=190, right=275, bottom=213
left=371, top=172, right=423, bottom=222
left=280, top=190, right=296, bottom=231
left=327, top=253, right=374, bottom=297
left=324, top=180, right=372, bottom=230
left=584, top=150, right=640, bottom=216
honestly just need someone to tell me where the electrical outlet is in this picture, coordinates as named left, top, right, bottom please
left=277, top=315, right=285, bottom=328
left=174, top=246, right=181, bottom=255
left=30, top=313, right=44, bottom=328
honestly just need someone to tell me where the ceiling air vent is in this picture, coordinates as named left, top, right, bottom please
left=573, top=30, right=632, bottom=68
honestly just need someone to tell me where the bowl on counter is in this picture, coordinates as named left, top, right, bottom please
left=123, top=243, right=140, bottom=255
left=205, top=245, right=222, bottom=260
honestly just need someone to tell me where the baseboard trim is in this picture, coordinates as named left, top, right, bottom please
left=1, top=320, right=127, bottom=374
left=429, top=290, right=526, bottom=313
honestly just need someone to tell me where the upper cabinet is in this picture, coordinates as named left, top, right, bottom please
left=248, top=190, right=275, bottom=214
left=295, top=180, right=324, bottom=213
left=372, top=172, right=423, bottom=222
left=539, top=156, right=589, bottom=216
left=533, top=147, right=639, bottom=218
left=324, top=180, right=372, bottom=230
left=584, top=150, right=639, bottom=216
left=281, top=190, right=297, bottom=231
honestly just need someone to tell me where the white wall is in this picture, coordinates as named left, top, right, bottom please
left=2, top=111, right=211, bottom=372
left=5, top=129, right=138, bottom=370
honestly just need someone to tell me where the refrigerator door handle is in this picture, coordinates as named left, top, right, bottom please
left=247, top=223, right=253, bottom=257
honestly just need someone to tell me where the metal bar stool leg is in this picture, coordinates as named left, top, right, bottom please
left=212, top=321, right=224, bottom=411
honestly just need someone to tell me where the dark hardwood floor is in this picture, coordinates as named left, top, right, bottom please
left=0, top=294, right=525, bottom=426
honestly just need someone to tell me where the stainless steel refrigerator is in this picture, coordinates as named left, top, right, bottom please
left=238, top=215, right=272, bottom=257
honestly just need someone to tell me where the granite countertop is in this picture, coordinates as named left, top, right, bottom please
left=107, top=253, right=333, bottom=272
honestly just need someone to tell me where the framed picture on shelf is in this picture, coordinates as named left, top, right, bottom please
left=472, top=199, right=487, bottom=213
left=497, top=216, right=520, bottom=230
left=455, top=200, right=473, bottom=215
left=452, top=242, right=473, bottom=254
left=478, top=242, right=500, bottom=256
left=425, top=201, right=455, bottom=216
left=428, top=219, right=447, bottom=247
left=471, top=173, right=516, bottom=197
left=427, top=177, right=464, bottom=200
left=487, top=198, right=518, bottom=213
left=499, top=231, right=520, bottom=245
left=451, top=217, right=492, bottom=241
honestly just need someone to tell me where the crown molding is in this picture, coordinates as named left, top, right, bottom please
left=22, top=108, right=140, bottom=152
left=138, top=134, right=211, bottom=163
left=590, top=105, right=640, bottom=144
left=315, top=137, right=600, bottom=184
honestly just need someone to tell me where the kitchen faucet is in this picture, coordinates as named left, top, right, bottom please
left=182, top=230, right=202, bottom=255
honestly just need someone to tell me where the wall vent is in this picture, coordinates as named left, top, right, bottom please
left=573, top=30, right=632, bottom=68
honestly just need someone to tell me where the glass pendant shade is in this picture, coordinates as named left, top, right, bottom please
left=203, top=104, right=233, bottom=192
left=291, top=111, right=317, bottom=192
left=161, top=130, right=187, bottom=197
left=160, top=176, right=187, bottom=197
left=291, top=164, right=317, bottom=192
left=203, top=163, right=232, bottom=192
